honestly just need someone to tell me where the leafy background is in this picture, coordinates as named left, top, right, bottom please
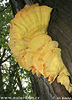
left=0, top=0, right=34, bottom=98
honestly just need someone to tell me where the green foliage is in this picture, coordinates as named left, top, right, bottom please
left=0, top=0, right=34, bottom=99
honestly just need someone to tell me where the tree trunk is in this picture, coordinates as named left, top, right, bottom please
left=9, top=0, right=72, bottom=99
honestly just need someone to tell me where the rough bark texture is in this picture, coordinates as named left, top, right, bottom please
left=9, top=0, right=72, bottom=100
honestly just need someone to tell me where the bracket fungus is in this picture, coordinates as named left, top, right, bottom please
left=9, top=3, right=72, bottom=93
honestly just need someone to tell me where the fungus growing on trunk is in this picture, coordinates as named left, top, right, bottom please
left=9, top=3, right=72, bottom=93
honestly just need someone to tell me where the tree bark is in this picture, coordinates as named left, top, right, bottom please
left=9, top=0, right=72, bottom=99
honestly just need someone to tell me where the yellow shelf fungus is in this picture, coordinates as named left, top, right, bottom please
left=9, top=3, right=72, bottom=93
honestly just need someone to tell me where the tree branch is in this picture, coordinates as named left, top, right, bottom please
left=1, top=49, right=6, bottom=61
left=0, top=4, right=10, bottom=12
left=2, top=55, right=11, bottom=64
left=17, top=77, right=23, bottom=90
left=0, top=66, right=3, bottom=94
